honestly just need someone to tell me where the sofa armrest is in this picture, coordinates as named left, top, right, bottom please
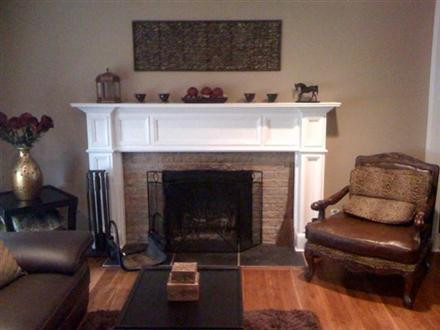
left=310, top=185, right=350, bottom=221
left=0, top=231, right=92, bottom=275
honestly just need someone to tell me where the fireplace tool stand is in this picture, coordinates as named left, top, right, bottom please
left=87, top=170, right=166, bottom=270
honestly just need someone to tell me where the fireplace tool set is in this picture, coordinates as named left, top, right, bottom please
left=86, top=170, right=166, bottom=270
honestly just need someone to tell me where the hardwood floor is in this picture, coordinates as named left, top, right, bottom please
left=88, top=255, right=440, bottom=329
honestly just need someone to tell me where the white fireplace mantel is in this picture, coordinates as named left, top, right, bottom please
left=72, top=102, right=341, bottom=251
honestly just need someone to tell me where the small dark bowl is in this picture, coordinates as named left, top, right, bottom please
left=159, top=93, right=170, bottom=103
left=134, top=93, right=146, bottom=103
left=267, top=93, right=278, bottom=103
left=244, top=93, right=256, bottom=102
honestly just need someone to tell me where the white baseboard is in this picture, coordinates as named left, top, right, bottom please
left=433, top=233, right=440, bottom=252
left=295, top=232, right=306, bottom=252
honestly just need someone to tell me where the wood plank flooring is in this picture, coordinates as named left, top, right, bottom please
left=88, top=255, right=440, bottom=329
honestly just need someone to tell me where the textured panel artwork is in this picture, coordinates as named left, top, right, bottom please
left=132, top=20, right=281, bottom=71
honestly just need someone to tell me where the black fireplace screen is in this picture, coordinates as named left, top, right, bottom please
left=147, top=170, right=262, bottom=253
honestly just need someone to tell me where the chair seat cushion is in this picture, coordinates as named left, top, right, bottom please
left=343, top=195, right=415, bottom=224
left=305, top=212, right=421, bottom=264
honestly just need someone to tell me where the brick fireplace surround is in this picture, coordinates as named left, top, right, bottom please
left=72, top=102, right=340, bottom=251
left=123, top=152, right=294, bottom=245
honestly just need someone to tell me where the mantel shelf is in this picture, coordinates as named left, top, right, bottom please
left=71, top=102, right=341, bottom=114
left=72, top=102, right=341, bottom=108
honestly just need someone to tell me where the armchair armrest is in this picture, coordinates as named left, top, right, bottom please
left=413, top=211, right=432, bottom=243
left=413, top=193, right=437, bottom=229
left=311, top=185, right=350, bottom=221
left=414, top=212, right=425, bottom=229
left=412, top=194, right=436, bottom=240
left=0, top=231, right=92, bottom=275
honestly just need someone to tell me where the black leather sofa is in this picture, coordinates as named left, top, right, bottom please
left=0, top=231, right=92, bottom=329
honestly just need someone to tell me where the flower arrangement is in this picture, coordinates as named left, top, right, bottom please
left=0, top=112, right=54, bottom=149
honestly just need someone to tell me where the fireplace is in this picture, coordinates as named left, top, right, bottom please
left=147, top=170, right=262, bottom=252
left=72, top=101, right=341, bottom=250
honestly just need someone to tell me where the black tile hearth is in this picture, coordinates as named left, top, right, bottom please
left=162, top=244, right=305, bottom=267
left=119, top=243, right=305, bottom=267
left=173, top=252, right=239, bottom=266
left=240, top=244, right=305, bottom=267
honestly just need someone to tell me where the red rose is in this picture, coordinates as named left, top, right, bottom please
left=28, top=117, right=38, bottom=132
left=28, top=117, right=38, bottom=127
left=0, top=112, right=7, bottom=126
left=19, top=112, right=37, bottom=128
left=19, top=112, right=34, bottom=120
left=37, top=115, right=54, bottom=133
left=8, top=117, right=21, bottom=130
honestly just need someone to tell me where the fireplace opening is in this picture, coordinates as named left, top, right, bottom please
left=147, top=170, right=262, bottom=253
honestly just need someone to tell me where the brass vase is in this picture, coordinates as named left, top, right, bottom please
left=12, top=148, right=43, bottom=200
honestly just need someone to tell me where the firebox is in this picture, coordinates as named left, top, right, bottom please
left=147, top=170, right=262, bottom=253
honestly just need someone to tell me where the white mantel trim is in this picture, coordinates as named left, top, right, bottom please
left=72, top=102, right=341, bottom=250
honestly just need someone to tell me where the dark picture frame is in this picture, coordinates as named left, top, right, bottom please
left=132, top=20, right=282, bottom=71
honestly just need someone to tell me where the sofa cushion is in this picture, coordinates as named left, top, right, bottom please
left=343, top=195, right=416, bottom=224
left=0, top=231, right=92, bottom=275
left=350, top=166, right=431, bottom=212
left=0, top=240, right=24, bottom=288
left=0, top=263, right=89, bottom=330
left=305, top=212, right=421, bottom=264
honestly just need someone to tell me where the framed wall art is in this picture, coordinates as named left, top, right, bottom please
left=132, top=20, right=282, bottom=71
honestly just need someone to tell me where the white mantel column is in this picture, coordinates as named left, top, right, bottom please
left=294, top=152, right=325, bottom=250
left=293, top=111, right=328, bottom=250
left=84, top=106, right=127, bottom=247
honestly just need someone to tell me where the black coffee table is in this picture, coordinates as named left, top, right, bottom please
left=115, top=266, right=243, bottom=329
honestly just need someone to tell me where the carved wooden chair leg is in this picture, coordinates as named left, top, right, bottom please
left=403, top=273, right=416, bottom=309
left=403, top=266, right=426, bottom=310
left=425, top=252, right=433, bottom=270
left=304, top=249, right=316, bottom=282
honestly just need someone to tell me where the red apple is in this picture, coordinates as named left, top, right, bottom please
left=201, top=86, right=212, bottom=97
left=187, top=87, right=198, bottom=97
left=212, top=87, right=224, bottom=98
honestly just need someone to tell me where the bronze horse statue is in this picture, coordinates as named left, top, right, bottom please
left=294, top=83, right=319, bottom=102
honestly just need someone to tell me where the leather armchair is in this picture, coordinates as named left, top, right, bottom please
left=304, top=153, right=439, bottom=309
left=0, top=231, right=92, bottom=329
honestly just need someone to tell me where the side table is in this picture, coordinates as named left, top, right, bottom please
left=0, top=185, right=78, bottom=231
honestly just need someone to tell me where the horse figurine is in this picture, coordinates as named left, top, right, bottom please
left=294, top=83, right=319, bottom=102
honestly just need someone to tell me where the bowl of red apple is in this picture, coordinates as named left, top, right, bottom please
left=182, top=86, right=227, bottom=103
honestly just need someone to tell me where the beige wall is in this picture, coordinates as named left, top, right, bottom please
left=0, top=0, right=435, bottom=228
left=0, top=8, right=7, bottom=189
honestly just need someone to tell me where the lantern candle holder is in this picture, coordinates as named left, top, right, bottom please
left=96, top=68, right=121, bottom=103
